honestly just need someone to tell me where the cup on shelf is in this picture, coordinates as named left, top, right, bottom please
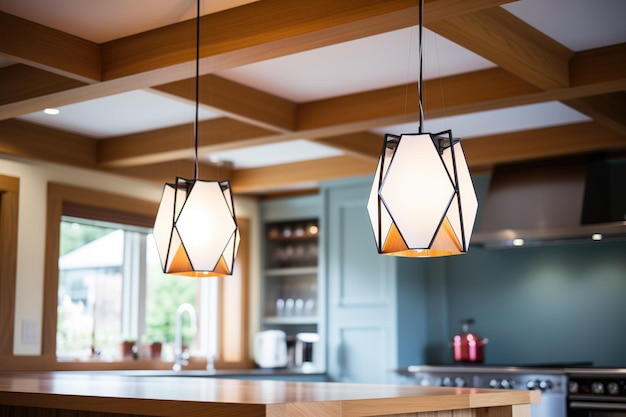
left=294, top=298, right=304, bottom=316
left=304, top=298, right=315, bottom=315
left=284, top=298, right=295, bottom=316
left=276, top=298, right=285, bottom=316
left=294, top=224, right=305, bottom=237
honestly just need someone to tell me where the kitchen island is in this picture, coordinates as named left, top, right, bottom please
left=0, top=371, right=539, bottom=417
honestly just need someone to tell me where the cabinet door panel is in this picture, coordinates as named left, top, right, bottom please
left=326, top=181, right=397, bottom=384
left=337, top=202, right=390, bottom=306
left=332, top=325, right=390, bottom=383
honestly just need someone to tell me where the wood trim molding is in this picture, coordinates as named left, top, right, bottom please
left=42, top=183, right=158, bottom=356
left=0, top=174, right=19, bottom=355
left=218, top=218, right=253, bottom=368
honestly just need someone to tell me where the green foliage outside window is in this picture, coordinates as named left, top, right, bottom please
left=145, top=259, right=197, bottom=344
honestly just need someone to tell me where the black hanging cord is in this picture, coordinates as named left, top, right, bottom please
left=418, top=0, right=424, bottom=134
left=193, top=0, right=200, bottom=180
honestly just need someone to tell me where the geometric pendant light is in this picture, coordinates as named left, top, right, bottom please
left=153, top=0, right=240, bottom=276
left=367, top=131, right=477, bottom=257
left=366, top=0, right=478, bottom=258
left=153, top=178, right=240, bottom=277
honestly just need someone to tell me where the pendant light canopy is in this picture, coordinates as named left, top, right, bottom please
left=367, top=1, right=478, bottom=258
left=153, top=0, right=239, bottom=276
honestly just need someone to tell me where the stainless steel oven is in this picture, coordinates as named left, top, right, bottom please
left=405, top=365, right=567, bottom=417
left=567, top=369, right=626, bottom=417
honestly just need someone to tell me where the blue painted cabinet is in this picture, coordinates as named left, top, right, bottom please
left=322, top=177, right=427, bottom=383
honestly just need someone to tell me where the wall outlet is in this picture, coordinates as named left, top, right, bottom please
left=22, top=319, right=40, bottom=345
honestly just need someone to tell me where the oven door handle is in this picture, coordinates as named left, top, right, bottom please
left=570, top=401, right=626, bottom=411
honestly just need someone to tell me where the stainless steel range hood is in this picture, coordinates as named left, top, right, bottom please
left=471, top=155, right=626, bottom=248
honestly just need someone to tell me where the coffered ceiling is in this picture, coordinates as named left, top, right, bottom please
left=1, top=0, right=625, bottom=196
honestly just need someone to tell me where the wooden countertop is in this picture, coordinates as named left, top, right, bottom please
left=0, top=372, right=540, bottom=417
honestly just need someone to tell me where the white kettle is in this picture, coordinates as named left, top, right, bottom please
left=254, top=330, right=288, bottom=368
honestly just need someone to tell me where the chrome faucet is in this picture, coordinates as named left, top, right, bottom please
left=173, top=303, right=197, bottom=371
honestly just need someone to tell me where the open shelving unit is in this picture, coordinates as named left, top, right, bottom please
left=262, top=219, right=319, bottom=330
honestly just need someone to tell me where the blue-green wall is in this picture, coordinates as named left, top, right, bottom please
left=414, top=174, right=626, bottom=367
left=422, top=240, right=626, bottom=366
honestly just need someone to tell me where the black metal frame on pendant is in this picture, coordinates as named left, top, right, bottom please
left=153, top=0, right=239, bottom=277
left=367, top=0, right=478, bottom=257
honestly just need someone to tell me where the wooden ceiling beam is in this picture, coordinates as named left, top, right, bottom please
left=98, top=117, right=276, bottom=167
left=107, top=160, right=233, bottom=185
left=0, top=12, right=100, bottom=82
left=0, top=64, right=87, bottom=106
left=463, top=121, right=626, bottom=170
left=570, top=43, right=626, bottom=88
left=231, top=155, right=377, bottom=194
left=564, top=43, right=626, bottom=135
left=0, top=120, right=98, bottom=167
left=0, top=0, right=511, bottom=119
left=102, top=69, right=536, bottom=168
left=101, top=0, right=513, bottom=80
left=2, top=116, right=624, bottom=195
left=315, top=132, right=383, bottom=161
left=5, top=43, right=624, bottom=171
left=297, top=42, right=626, bottom=134
left=428, top=7, right=573, bottom=90
left=562, top=92, right=626, bottom=136
left=429, top=11, right=626, bottom=140
left=297, top=68, right=541, bottom=133
left=153, top=75, right=297, bottom=133
left=229, top=121, right=626, bottom=194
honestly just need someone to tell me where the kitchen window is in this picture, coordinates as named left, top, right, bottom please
left=43, top=183, right=250, bottom=367
left=57, top=217, right=204, bottom=360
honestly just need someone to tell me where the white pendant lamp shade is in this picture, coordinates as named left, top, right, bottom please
left=154, top=177, right=240, bottom=277
left=367, top=131, right=478, bottom=257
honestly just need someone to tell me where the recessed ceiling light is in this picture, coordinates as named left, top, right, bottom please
left=591, top=233, right=603, bottom=241
left=43, top=108, right=60, bottom=115
left=512, top=238, right=525, bottom=247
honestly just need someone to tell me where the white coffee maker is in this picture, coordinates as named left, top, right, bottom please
left=294, top=332, right=320, bottom=372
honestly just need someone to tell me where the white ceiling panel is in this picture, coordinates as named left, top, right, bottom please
left=16, top=90, right=220, bottom=139
left=207, top=139, right=344, bottom=169
left=374, top=102, right=591, bottom=139
left=216, top=27, right=495, bottom=103
left=503, top=0, right=626, bottom=51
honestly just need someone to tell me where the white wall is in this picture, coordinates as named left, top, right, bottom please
left=0, top=155, right=260, bottom=355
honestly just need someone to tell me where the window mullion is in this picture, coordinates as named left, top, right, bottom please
left=136, top=233, right=147, bottom=346
left=121, top=232, right=143, bottom=341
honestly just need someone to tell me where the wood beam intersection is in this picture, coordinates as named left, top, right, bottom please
left=0, top=1, right=624, bottom=194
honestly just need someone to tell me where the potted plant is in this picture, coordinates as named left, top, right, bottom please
left=149, top=341, right=163, bottom=359
left=120, top=339, right=136, bottom=360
